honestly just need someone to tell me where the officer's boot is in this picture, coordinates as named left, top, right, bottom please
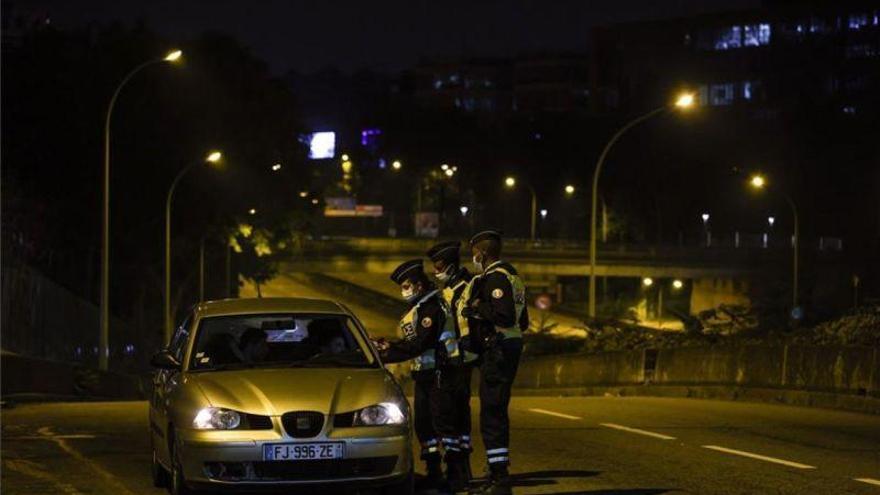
left=416, top=457, right=446, bottom=492
left=477, top=463, right=512, bottom=495
left=445, top=452, right=468, bottom=493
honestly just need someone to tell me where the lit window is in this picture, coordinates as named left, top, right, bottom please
left=714, top=26, right=742, bottom=50
left=848, top=14, right=868, bottom=30
left=433, top=79, right=443, bottom=90
left=709, top=83, right=735, bottom=106
left=449, top=74, right=460, bottom=84
left=842, top=105, right=856, bottom=115
left=743, top=24, right=771, bottom=46
left=743, top=81, right=752, bottom=100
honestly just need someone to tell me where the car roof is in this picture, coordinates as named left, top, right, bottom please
left=196, top=297, right=347, bottom=318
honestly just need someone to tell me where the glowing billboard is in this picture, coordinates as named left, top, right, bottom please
left=300, top=131, right=336, bottom=159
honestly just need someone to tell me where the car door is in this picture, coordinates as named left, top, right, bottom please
left=150, top=312, right=193, bottom=465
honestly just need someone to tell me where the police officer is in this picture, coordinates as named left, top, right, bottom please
left=376, top=259, right=464, bottom=492
left=461, top=231, right=528, bottom=495
left=427, top=241, right=477, bottom=486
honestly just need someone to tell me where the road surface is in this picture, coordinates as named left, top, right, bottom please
left=3, top=397, right=879, bottom=494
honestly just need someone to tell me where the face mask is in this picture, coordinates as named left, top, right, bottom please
left=401, top=287, right=416, bottom=302
left=472, top=254, right=484, bottom=273
left=435, top=265, right=454, bottom=282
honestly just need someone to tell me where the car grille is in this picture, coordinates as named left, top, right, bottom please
left=204, top=456, right=398, bottom=482
left=281, top=411, right=324, bottom=438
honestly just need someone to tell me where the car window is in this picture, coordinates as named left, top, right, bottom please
left=169, top=313, right=192, bottom=362
left=189, top=313, right=377, bottom=371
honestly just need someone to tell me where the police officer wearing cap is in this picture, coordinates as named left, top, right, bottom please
left=460, top=230, right=528, bottom=495
left=427, top=240, right=477, bottom=486
left=376, top=259, right=465, bottom=492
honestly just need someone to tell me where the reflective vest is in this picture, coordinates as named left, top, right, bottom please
left=483, top=261, right=526, bottom=340
left=399, top=290, right=460, bottom=372
left=444, top=278, right=479, bottom=364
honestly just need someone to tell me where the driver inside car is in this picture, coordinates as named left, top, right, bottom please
left=238, top=327, right=270, bottom=364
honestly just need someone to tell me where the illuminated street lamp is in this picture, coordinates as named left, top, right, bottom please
left=672, top=279, right=684, bottom=290
left=165, top=150, right=222, bottom=344
left=768, top=216, right=775, bottom=227
left=588, top=91, right=695, bottom=318
left=504, top=176, right=538, bottom=241
left=311, top=198, right=319, bottom=205
left=642, top=277, right=654, bottom=287
left=750, top=174, right=800, bottom=311
left=248, top=208, right=257, bottom=215
left=101, top=49, right=183, bottom=368
left=299, top=191, right=308, bottom=198
left=460, top=206, right=469, bottom=216
left=392, top=160, right=402, bottom=170
left=565, top=184, right=576, bottom=195
left=271, top=163, right=282, bottom=171
left=540, top=209, right=548, bottom=219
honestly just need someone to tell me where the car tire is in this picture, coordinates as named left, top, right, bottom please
left=380, top=469, right=414, bottom=495
left=151, top=446, right=169, bottom=488
left=168, top=429, right=196, bottom=495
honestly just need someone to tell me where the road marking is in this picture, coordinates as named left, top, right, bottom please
left=528, top=408, right=582, bottom=420
left=38, top=427, right=139, bottom=495
left=855, top=478, right=880, bottom=487
left=702, top=445, right=816, bottom=469
left=600, top=423, right=676, bottom=440
left=3, top=458, right=85, bottom=494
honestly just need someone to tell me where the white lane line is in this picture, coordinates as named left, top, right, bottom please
left=702, top=445, right=816, bottom=469
left=527, top=408, right=582, bottom=420
left=600, top=423, right=676, bottom=440
left=855, top=478, right=880, bottom=487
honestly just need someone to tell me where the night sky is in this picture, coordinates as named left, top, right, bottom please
left=17, top=0, right=760, bottom=74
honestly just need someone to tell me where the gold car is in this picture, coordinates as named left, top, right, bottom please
left=149, top=298, right=413, bottom=494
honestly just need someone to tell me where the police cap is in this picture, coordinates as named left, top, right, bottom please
left=390, top=259, right=425, bottom=285
left=469, top=229, right=503, bottom=247
left=426, top=241, right=461, bottom=263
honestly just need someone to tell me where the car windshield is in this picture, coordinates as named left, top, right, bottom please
left=189, top=313, right=376, bottom=371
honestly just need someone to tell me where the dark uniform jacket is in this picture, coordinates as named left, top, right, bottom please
left=466, top=261, right=529, bottom=348
left=380, top=290, right=448, bottom=376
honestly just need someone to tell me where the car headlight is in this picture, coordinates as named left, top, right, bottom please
left=353, top=402, right=406, bottom=426
left=193, top=407, right=241, bottom=430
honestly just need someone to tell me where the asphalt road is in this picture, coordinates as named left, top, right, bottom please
left=3, top=397, right=879, bottom=494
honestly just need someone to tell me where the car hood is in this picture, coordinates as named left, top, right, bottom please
left=191, top=367, right=398, bottom=416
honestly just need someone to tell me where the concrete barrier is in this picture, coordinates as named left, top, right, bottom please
left=513, top=345, right=880, bottom=414
left=1, top=351, right=147, bottom=402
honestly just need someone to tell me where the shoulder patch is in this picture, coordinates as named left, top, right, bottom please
left=421, top=317, right=433, bottom=327
left=492, top=288, right=504, bottom=299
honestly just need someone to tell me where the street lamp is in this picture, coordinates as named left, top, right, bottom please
left=164, top=150, right=222, bottom=344
left=271, top=163, right=282, bottom=171
left=749, top=174, right=799, bottom=311
left=504, top=176, right=538, bottom=241
left=540, top=209, right=548, bottom=219
left=392, top=160, right=402, bottom=171
left=248, top=208, right=257, bottom=215
left=701, top=212, right=711, bottom=247
left=101, top=49, right=183, bottom=369
left=460, top=206, right=469, bottom=216
left=565, top=184, right=576, bottom=195
left=588, top=91, right=695, bottom=318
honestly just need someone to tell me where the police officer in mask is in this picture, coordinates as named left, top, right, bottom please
left=427, top=241, right=477, bottom=485
left=375, top=259, right=465, bottom=492
left=460, top=231, right=528, bottom=495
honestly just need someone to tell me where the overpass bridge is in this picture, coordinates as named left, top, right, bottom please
left=283, top=237, right=844, bottom=315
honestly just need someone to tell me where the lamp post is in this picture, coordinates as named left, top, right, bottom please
left=164, top=150, right=222, bottom=345
left=504, top=176, right=538, bottom=241
left=749, top=174, right=799, bottom=311
left=588, top=92, right=695, bottom=318
left=100, top=49, right=182, bottom=370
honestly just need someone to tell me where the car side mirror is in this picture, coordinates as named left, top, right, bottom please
left=150, top=350, right=181, bottom=370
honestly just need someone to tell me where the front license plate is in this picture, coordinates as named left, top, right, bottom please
left=263, top=442, right=344, bottom=461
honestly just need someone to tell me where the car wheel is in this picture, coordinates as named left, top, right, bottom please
left=151, top=446, right=169, bottom=488
left=168, top=430, right=195, bottom=495
left=380, top=469, right=414, bottom=495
